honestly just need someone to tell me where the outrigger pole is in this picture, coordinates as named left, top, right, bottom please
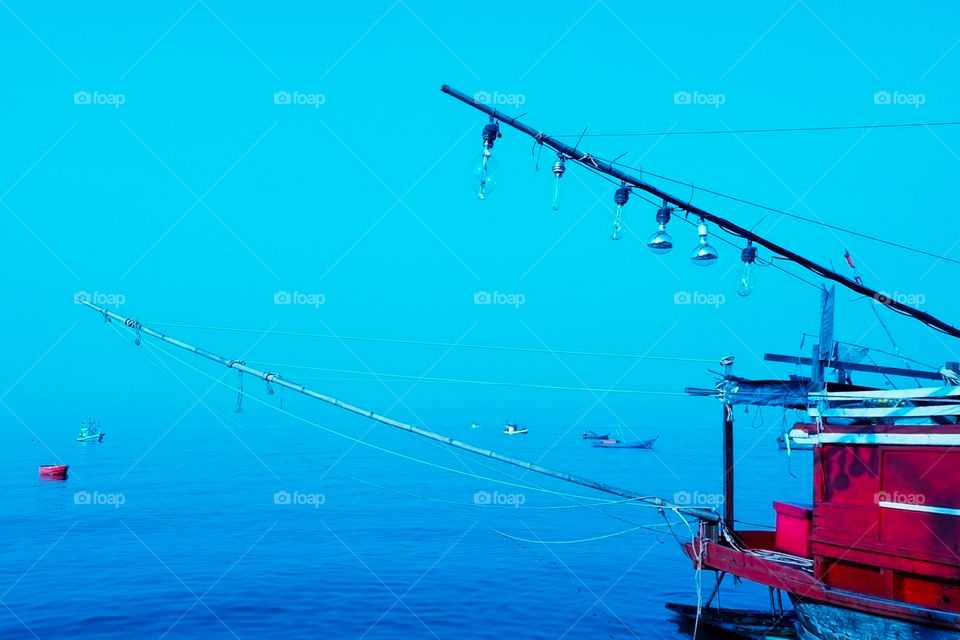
left=79, top=299, right=720, bottom=523
left=440, top=84, right=960, bottom=341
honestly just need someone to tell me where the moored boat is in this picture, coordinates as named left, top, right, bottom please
left=502, top=422, right=528, bottom=435
left=39, top=464, right=68, bottom=477
left=582, top=430, right=610, bottom=439
left=591, top=436, right=658, bottom=449
left=77, top=418, right=104, bottom=443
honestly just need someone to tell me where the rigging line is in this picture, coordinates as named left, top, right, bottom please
left=247, top=362, right=689, bottom=397
left=114, top=323, right=627, bottom=505
left=393, top=428, right=662, bottom=529
left=335, top=471, right=644, bottom=511
left=553, top=121, right=960, bottom=138
left=138, top=322, right=718, bottom=364
left=487, top=522, right=667, bottom=545
left=798, top=333, right=937, bottom=369
left=599, top=164, right=960, bottom=266
left=110, top=324, right=567, bottom=510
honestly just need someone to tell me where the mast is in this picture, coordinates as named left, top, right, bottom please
left=79, top=299, right=720, bottom=523
left=440, top=84, right=960, bottom=341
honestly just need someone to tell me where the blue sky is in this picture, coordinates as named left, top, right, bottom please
left=4, top=1, right=960, bottom=437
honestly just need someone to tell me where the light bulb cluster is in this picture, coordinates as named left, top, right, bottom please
left=631, top=197, right=721, bottom=268
left=466, top=122, right=758, bottom=294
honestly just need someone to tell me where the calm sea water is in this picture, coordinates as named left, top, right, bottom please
left=4, top=408, right=812, bottom=639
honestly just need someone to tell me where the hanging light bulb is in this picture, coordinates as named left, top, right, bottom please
left=690, top=218, right=719, bottom=266
left=551, top=154, right=565, bottom=211
left=646, top=200, right=674, bottom=254
left=609, top=183, right=630, bottom=241
left=736, top=241, right=758, bottom=296
left=470, top=118, right=501, bottom=199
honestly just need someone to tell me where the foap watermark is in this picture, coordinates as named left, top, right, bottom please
left=74, top=490, right=126, bottom=508
left=674, top=290, right=725, bottom=308
left=474, top=290, right=525, bottom=308
left=274, top=290, right=325, bottom=307
left=875, top=490, right=926, bottom=506
left=473, top=90, right=526, bottom=107
left=274, top=91, right=325, bottom=108
left=74, top=291, right=126, bottom=307
left=874, top=291, right=925, bottom=308
left=74, top=90, right=125, bottom=108
left=874, top=90, right=925, bottom=108
left=273, top=490, right=326, bottom=508
left=674, top=491, right=724, bottom=507
left=473, top=490, right=526, bottom=508
left=674, top=91, right=725, bottom=108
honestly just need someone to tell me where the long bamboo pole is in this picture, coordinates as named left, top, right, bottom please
left=440, top=84, right=960, bottom=341
left=80, top=300, right=720, bottom=523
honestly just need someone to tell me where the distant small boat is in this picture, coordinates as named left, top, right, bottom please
left=591, top=436, right=658, bottom=449
left=77, top=418, right=104, bottom=443
left=582, top=430, right=610, bottom=440
left=469, top=423, right=482, bottom=429
left=502, top=422, right=528, bottom=435
left=39, top=464, right=69, bottom=477
left=777, top=434, right=813, bottom=451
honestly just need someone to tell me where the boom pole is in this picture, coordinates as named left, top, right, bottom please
left=440, top=84, right=960, bottom=341
left=79, top=299, right=720, bottom=523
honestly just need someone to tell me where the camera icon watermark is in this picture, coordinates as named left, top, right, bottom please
left=473, top=490, right=525, bottom=508
left=674, top=490, right=723, bottom=506
left=273, top=490, right=325, bottom=508
left=674, top=91, right=725, bottom=108
left=74, top=90, right=125, bottom=108
left=74, top=291, right=126, bottom=308
left=74, top=490, right=126, bottom=508
left=673, top=290, right=725, bottom=307
left=874, top=290, right=925, bottom=308
left=273, top=290, right=325, bottom=307
left=274, top=90, right=325, bottom=108
left=473, top=90, right=526, bottom=107
left=473, top=290, right=525, bottom=308
left=875, top=490, right=925, bottom=506
left=873, top=90, right=925, bottom=108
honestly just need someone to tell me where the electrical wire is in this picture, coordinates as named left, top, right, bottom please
left=251, top=361, right=689, bottom=397
left=554, top=121, right=960, bottom=138
left=141, top=322, right=717, bottom=364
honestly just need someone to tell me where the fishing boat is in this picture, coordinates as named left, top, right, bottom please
left=71, top=85, right=960, bottom=640
left=502, top=422, right=527, bottom=435
left=77, top=418, right=104, bottom=442
left=434, top=86, right=960, bottom=638
left=591, top=436, right=658, bottom=449
left=39, top=464, right=68, bottom=477
left=582, top=430, right=610, bottom=439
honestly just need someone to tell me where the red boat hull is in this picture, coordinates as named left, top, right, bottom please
left=680, top=421, right=960, bottom=636
left=39, top=465, right=68, bottom=477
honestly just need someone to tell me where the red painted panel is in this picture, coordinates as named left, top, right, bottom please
left=774, top=501, right=813, bottom=557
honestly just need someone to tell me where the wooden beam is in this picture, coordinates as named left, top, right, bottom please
left=765, top=353, right=943, bottom=381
